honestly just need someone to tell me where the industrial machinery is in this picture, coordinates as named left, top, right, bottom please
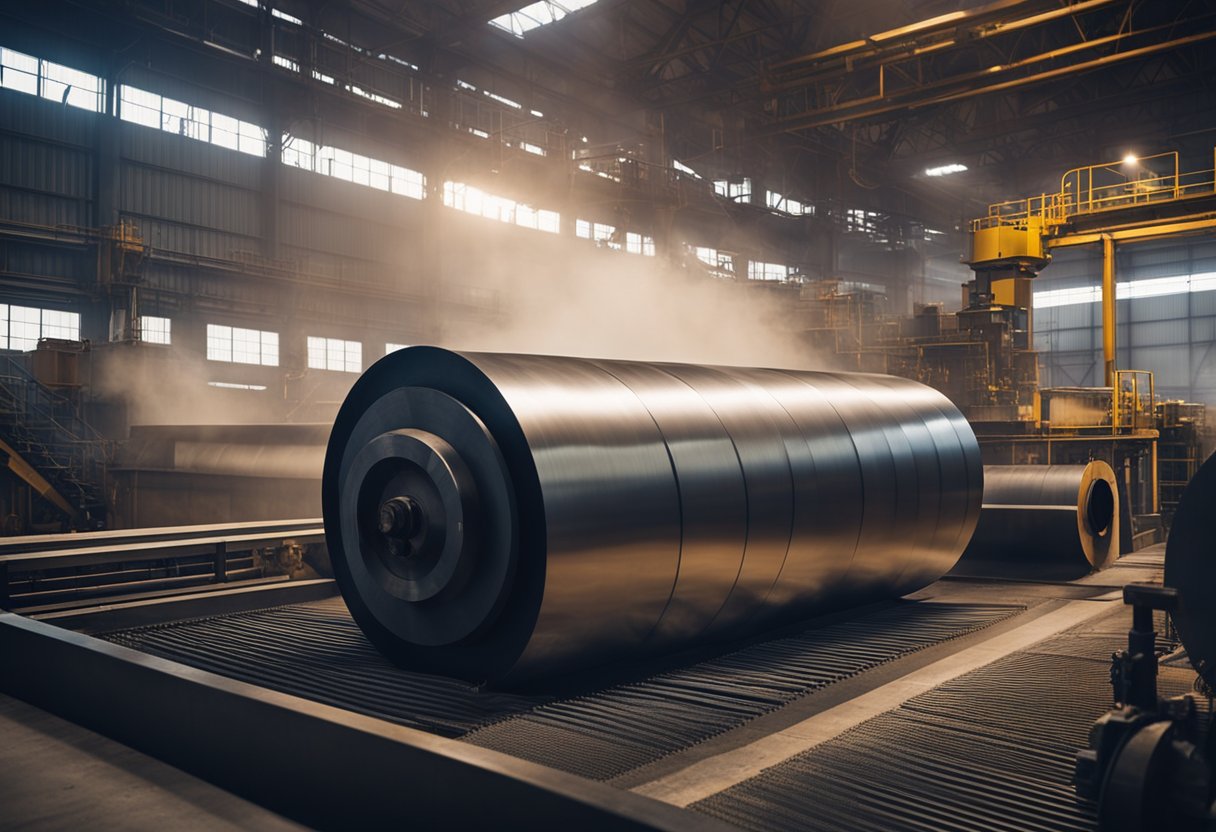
left=1075, top=450, right=1216, bottom=831
left=322, top=346, right=983, bottom=683
left=111, top=423, right=328, bottom=527
left=786, top=147, right=1216, bottom=545
left=954, top=462, right=1119, bottom=580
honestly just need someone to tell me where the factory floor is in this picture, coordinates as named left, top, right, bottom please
left=0, top=545, right=1184, bottom=831
left=0, top=694, right=302, bottom=831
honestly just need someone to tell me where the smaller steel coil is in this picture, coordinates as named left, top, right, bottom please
left=952, top=462, right=1119, bottom=580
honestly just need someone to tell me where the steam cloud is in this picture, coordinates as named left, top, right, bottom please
left=433, top=234, right=829, bottom=371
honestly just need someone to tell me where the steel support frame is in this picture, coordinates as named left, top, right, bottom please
left=1103, top=234, right=1117, bottom=387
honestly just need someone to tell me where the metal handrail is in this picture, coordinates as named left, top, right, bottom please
left=969, top=147, right=1216, bottom=232
left=0, top=356, right=114, bottom=508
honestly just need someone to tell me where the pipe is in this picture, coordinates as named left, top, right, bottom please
left=1103, top=234, right=1117, bottom=387
left=1165, top=451, right=1216, bottom=690
left=322, top=347, right=983, bottom=684
left=953, top=462, right=1120, bottom=580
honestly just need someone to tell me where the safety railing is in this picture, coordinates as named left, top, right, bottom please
left=970, top=146, right=1216, bottom=232
left=1113, top=370, right=1155, bottom=433
left=0, top=356, right=113, bottom=512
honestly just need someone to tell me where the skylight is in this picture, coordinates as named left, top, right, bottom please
left=489, top=0, right=599, bottom=38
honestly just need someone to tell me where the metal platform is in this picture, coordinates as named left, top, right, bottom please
left=103, top=597, right=1022, bottom=778
left=0, top=542, right=1180, bottom=831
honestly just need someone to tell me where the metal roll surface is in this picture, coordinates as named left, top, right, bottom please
left=1165, top=451, right=1216, bottom=689
left=952, top=462, right=1119, bottom=580
left=322, top=347, right=983, bottom=684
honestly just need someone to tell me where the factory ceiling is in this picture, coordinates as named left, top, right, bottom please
left=7, top=0, right=1216, bottom=228
left=349, top=0, right=1216, bottom=212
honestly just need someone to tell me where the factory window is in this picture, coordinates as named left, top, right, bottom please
left=347, top=84, right=402, bottom=110
left=692, top=246, right=734, bottom=274
left=575, top=221, right=653, bottom=255
left=270, top=8, right=303, bottom=25
left=207, top=381, right=267, bottom=391
left=488, top=0, right=599, bottom=38
left=385, top=343, right=411, bottom=355
left=748, top=261, right=789, bottom=282
left=626, top=232, right=656, bottom=256
left=576, top=219, right=615, bottom=243
left=713, top=178, right=752, bottom=203
left=283, top=137, right=426, bottom=200
left=766, top=190, right=811, bottom=216
left=577, top=162, right=621, bottom=183
left=443, top=181, right=560, bottom=233
left=272, top=55, right=300, bottom=73
left=1033, top=271, right=1216, bottom=309
left=847, top=208, right=881, bottom=233
left=381, top=54, right=419, bottom=71
left=311, top=70, right=336, bottom=85
left=307, top=336, right=362, bottom=373
left=206, top=324, right=278, bottom=366
left=139, top=316, right=171, bottom=345
left=118, top=85, right=267, bottom=157
left=0, top=305, right=80, bottom=351
left=0, top=47, right=105, bottom=112
left=673, top=160, right=701, bottom=179
left=485, top=90, right=521, bottom=109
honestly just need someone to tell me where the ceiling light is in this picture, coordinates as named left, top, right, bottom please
left=1123, top=153, right=1138, bottom=165
left=925, top=163, right=968, bottom=177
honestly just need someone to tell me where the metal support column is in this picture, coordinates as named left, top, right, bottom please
left=1102, top=234, right=1117, bottom=387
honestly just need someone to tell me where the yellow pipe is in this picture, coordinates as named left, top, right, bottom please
left=1102, top=234, right=1117, bottom=387
left=1048, top=214, right=1216, bottom=247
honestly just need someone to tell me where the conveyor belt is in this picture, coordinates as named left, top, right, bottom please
left=105, top=599, right=543, bottom=736
left=692, top=608, right=1196, bottom=832
left=106, top=597, right=1020, bottom=780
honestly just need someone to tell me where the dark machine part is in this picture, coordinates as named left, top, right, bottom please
left=1074, top=450, right=1216, bottom=831
left=111, top=424, right=328, bottom=527
left=1074, top=584, right=1215, bottom=832
left=1166, top=451, right=1216, bottom=691
left=322, top=346, right=984, bottom=685
left=951, top=462, right=1119, bottom=580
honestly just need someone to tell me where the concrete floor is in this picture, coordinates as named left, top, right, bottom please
left=0, top=694, right=306, bottom=831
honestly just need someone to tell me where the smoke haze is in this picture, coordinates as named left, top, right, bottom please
left=433, top=234, right=827, bottom=371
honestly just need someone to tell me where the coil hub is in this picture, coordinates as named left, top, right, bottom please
left=336, top=386, right=518, bottom=648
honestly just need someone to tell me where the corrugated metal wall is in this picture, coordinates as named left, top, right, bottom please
left=1034, top=238, right=1216, bottom=403
left=0, top=94, right=94, bottom=229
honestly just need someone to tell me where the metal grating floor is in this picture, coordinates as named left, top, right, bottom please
left=692, top=607, right=1196, bottom=832
left=105, top=599, right=544, bottom=736
left=465, top=602, right=1022, bottom=780
left=103, top=598, right=1021, bottom=781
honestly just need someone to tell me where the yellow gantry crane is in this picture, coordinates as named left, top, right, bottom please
left=968, top=147, right=1216, bottom=387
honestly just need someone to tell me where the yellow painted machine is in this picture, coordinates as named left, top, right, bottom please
left=789, top=147, right=1216, bottom=543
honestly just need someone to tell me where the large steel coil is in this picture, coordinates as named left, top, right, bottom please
left=1165, top=451, right=1216, bottom=690
left=953, top=462, right=1119, bottom=580
left=322, top=347, right=983, bottom=683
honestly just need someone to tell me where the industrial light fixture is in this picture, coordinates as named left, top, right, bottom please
left=1122, top=153, right=1139, bottom=165
left=925, top=163, right=968, bottom=177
